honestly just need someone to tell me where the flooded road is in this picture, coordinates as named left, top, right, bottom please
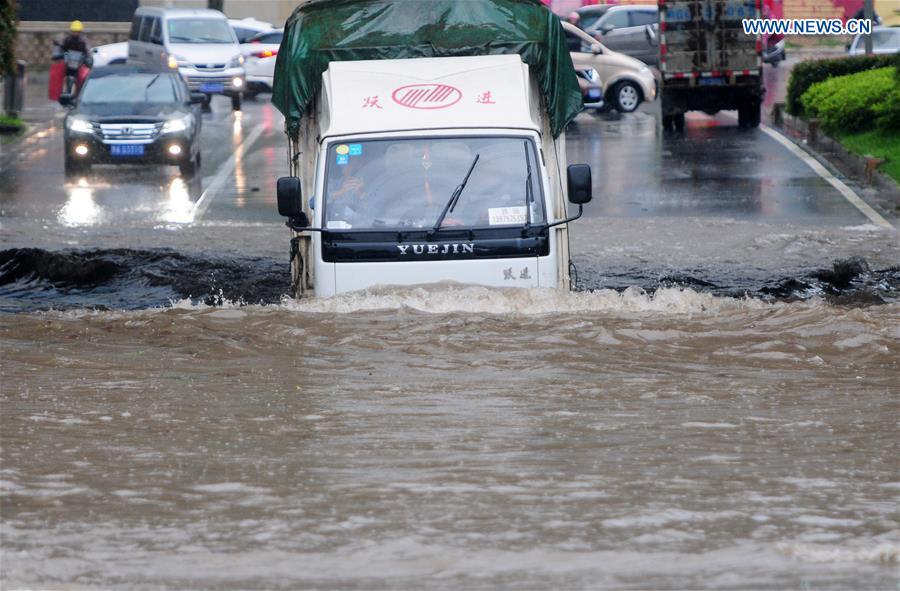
left=1, top=93, right=898, bottom=589
left=2, top=291, right=898, bottom=589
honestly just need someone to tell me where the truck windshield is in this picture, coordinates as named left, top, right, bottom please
left=323, top=137, right=544, bottom=230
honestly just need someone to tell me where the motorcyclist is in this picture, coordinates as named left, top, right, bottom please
left=60, top=20, right=93, bottom=64
left=53, top=20, right=93, bottom=99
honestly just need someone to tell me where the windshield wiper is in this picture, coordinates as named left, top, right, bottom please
left=144, top=74, right=162, bottom=103
left=429, top=153, right=479, bottom=238
left=523, top=140, right=534, bottom=233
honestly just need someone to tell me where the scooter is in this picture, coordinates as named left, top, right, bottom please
left=49, top=41, right=90, bottom=104
left=763, top=34, right=786, bottom=67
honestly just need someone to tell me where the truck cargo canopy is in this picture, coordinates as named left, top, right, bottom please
left=272, top=0, right=582, bottom=138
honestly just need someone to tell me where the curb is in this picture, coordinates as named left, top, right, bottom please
left=769, top=104, right=900, bottom=218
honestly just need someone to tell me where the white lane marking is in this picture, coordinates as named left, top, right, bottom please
left=190, top=122, right=266, bottom=221
left=760, top=124, right=894, bottom=230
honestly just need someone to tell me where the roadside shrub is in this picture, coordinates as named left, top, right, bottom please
left=800, top=67, right=900, bottom=133
left=786, top=54, right=900, bottom=116
left=873, top=85, right=900, bottom=129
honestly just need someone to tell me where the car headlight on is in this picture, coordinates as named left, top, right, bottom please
left=161, top=117, right=190, bottom=134
left=67, top=118, right=94, bottom=133
left=228, top=55, right=245, bottom=68
left=171, top=54, right=191, bottom=68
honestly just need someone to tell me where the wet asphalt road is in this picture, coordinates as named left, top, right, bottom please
left=1, top=86, right=896, bottom=306
left=0, top=95, right=283, bottom=227
left=0, top=90, right=891, bottom=230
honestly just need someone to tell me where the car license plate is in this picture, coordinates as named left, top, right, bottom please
left=699, top=77, right=727, bottom=86
left=587, top=88, right=602, bottom=99
left=200, top=83, right=224, bottom=93
left=110, top=144, right=144, bottom=157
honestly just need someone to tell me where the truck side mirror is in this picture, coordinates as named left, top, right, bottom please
left=567, top=164, right=592, bottom=204
left=277, top=176, right=304, bottom=219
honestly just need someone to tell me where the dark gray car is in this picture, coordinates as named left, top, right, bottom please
left=62, top=65, right=204, bottom=177
left=586, top=5, right=659, bottom=66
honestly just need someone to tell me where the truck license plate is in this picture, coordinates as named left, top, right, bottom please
left=110, top=144, right=144, bottom=157
left=200, top=83, right=224, bottom=93
left=699, top=77, right=727, bottom=86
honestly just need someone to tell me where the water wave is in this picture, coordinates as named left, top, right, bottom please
left=1, top=247, right=898, bottom=313
left=777, top=539, right=899, bottom=565
left=283, top=284, right=769, bottom=316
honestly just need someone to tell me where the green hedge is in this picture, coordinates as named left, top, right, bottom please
left=800, top=67, right=900, bottom=133
left=786, top=54, right=900, bottom=116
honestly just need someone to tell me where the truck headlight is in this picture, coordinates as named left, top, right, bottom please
left=67, top=118, right=93, bottom=134
left=161, top=117, right=189, bottom=134
left=228, top=55, right=245, bottom=68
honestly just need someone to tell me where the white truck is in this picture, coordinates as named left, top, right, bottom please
left=272, top=0, right=592, bottom=298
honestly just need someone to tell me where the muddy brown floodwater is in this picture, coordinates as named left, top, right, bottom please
left=1, top=286, right=898, bottom=590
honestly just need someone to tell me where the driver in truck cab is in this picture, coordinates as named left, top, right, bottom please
left=325, top=140, right=471, bottom=229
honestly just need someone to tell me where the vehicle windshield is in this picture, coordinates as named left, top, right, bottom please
left=323, top=137, right=545, bottom=231
left=79, top=74, right=178, bottom=105
left=872, top=29, right=899, bottom=50
left=251, top=31, right=283, bottom=44
left=168, top=18, right=234, bottom=44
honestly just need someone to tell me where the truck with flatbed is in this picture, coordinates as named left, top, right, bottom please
left=270, top=0, right=593, bottom=298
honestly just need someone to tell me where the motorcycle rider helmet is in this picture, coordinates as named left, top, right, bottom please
left=69, top=20, right=84, bottom=33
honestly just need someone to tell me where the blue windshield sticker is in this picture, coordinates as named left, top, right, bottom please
left=336, top=154, right=349, bottom=165
left=349, top=144, right=363, bottom=156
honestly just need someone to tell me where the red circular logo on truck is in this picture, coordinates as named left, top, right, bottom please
left=392, top=84, right=462, bottom=110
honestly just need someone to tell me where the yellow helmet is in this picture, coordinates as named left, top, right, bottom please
left=70, top=20, right=84, bottom=33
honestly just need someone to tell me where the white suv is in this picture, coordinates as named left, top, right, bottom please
left=128, top=7, right=246, bottom=110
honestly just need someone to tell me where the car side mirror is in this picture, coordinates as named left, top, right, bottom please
left=591, top=43, right=603, bottom=54
left=601, top=24, right=615, bottom=35
left=567, top=164, right=592, bottom=204
left=277, top=176, right=304, bottom=219
left=189, top=92, right=206, bottom=104
left=645, top=24, right=657, bottom=44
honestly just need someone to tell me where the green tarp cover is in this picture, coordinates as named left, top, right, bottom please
left=272, top=0, right=582, bottom=138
